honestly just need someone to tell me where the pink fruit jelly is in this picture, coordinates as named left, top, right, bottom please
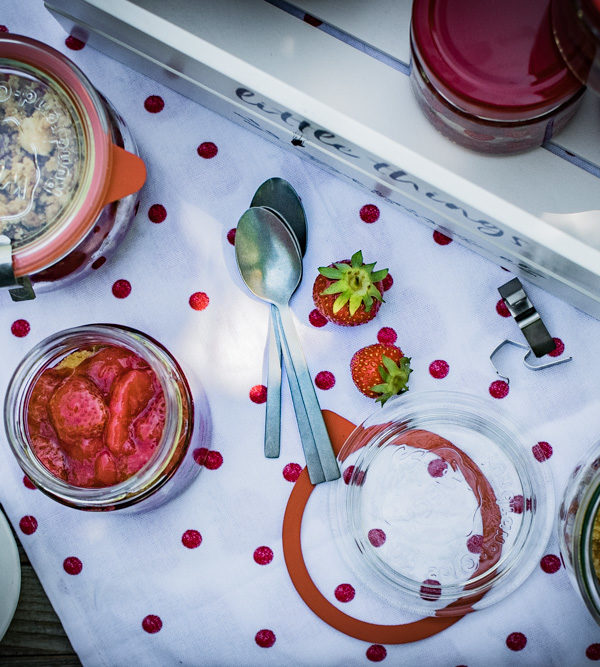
left=27, top=345, right=166, bottom=488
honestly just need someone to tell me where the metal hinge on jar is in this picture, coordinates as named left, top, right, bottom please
left=0, top=235, right=36, bottom=301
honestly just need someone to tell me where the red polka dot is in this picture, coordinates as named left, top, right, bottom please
left=253, top=546, right=273, bottom=565
left=433, top=230, right=452, bottom=245
left=506, top=632, right=527, bottom=651
left=586, top=644, right=600, bottom=660
left=227, top=228, right=236, bottom=245
left=540, top=554, right=561, bottom=573
left=309, top=308, right=328, bottom=327
left=255, top=629, right=276, bottom=648
left=249, top=384, right=267, bottom=404
left=428, top=458, right=447, bottom=478
left=283, top=462, right=302, bottom=482
left=144, top=95, right=164, bottom=113
left=548, top=337, right=565, bottom=357
left=142, top=615, right=162, bottom=634
left=334, top=583, right=355, bottom=602
left=382, top=273, right=394, bottom=291
left=63, top=557, right=82, bottom=575
left=315, top=370, right=335, bottom=390
left=532, top=441, right=553, bottom=462
left=11, top=319, right=30, bottom=337
left=489, top=380, right=509, bottom=399
left=366, top=645, right=387, bottom=662
left=360, top=204, right=380, bottom=223
left=65, top=35, right=85, bottom=50
left=303, top=13, right=323, bottom=27
left=420, top=579, right=441, bottom=601
left=19, top=515, right=37, bottom=535
left=377, top=327, right=397, bottom=345
left=368, top=528, right=386, bottom=547
left=204, top=450, right=223, bottom=470
left=182, top=529, right=202, bottom=549
left=148, top=204, right=166, bottom=223
left=193, top=447, right=208, bottom=465
left=23, top=475, right=36, bottom=490
left=189, top=291, right=209, bottom=310
left=496, top=298, right=511, bottom=317
left=197, top=142, right=218, bottom=159
left=112, top=279, right=131, bottom=299
left=429, top=359, right=449, bottom=379
left=467, top=534, right=483, bottom=554
left=343, top=465, right=355, bottom=485
left=0, top=25, right=8, bottom=33
left=510, top=495, right=524, bottom=513
left=91, top=256, right=106, bottom=270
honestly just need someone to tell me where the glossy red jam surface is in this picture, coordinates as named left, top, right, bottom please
left=412, top=0, right=584, bottom=120
left=26, top=345, right=166, bottom=488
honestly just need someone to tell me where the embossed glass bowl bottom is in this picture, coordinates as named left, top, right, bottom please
left=329, top=391, right=554, bottom=616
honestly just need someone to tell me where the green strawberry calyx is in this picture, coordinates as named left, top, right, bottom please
left=318, top=250, right=388, bottom=316
left=371, top=355, right=412, bottom=405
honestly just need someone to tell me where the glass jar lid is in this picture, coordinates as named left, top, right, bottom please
left=411, top=0, right=585, bottom=121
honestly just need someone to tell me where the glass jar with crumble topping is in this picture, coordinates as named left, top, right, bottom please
left=4, top=324, right=208, bottom=511
left=559, top=440, right=600, bottom=624
left=0, top=34, right=146, bottom=300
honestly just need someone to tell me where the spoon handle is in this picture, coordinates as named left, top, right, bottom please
left=265, top=306, right=282, bottom=458
left=275, top=304, right=340, bottom=482
left=273, top=307, right=325, bottom=485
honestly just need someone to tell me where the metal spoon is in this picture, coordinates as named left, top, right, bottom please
left=235, top=207, right=339, bottom=483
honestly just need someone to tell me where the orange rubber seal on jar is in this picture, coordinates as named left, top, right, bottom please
left=282, top=410, right=493, bottom=643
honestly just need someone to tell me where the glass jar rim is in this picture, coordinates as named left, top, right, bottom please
left=4, top=323, right=192, bottom=510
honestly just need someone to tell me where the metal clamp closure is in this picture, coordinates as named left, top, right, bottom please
left=0, top=235, right=35, bottom=301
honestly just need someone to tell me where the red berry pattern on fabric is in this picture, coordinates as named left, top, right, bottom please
left=283, top=462, right=302, bottom=482
left=193, top=448, right=208, bottom=465
left=11, top=319, right=30, bottom=337
left=23, top=475, right=36, bottom=490
left=467, top=534, right=483, bottom=554
left=182, top=529, right=202, bottom=549
left=360, top=204, right=380, bottom=223
left=587, top=644, right=600, bottom=660
left=144, top=95, right=164, bottom=113
left=377, top=327, right=397, bottom=345
left=91, top=257, right=106, bottom=270
left=227, top=228, right=236, bottom=245
left=63, top=557, right=83, bottom=575
left=540, top=554, right=561, bottom=574
left=148, top=204, right=166, bottom=223
left=253, top=546, right=273, bottom=565
left=204, top=451, right=223, bottom=470
left=315, top=371, right=335, bottom=390
left=197, top=142, right=218, bottom=159
left=65, top=35, right=85, bottom=50
left=433, top=230, right=452, bottom=245
left=489, top=380, right=509, bottom=399
left=334, top=583, right=355, bottom=603
left=548, top=337, right=565, bottom=357
left=382, top=273, right=394, bottom=291
left=255, top=629, right=276, bottom=648
left=366, top=645, right=387, bottom=662
left=510, top=495, right=524, bottom=513
left=0, top=25, right=8, bottom=32
left=532, top=441, right=553, bottom=462
left=189, top=291, right=209, bottom=311
left=142, top=615, right=162, bottom=634
left=303, top=13, right=323, bottom=27
left=19, top=515, right=37, bottom=535
left=368, top=528, right=386, bottom=547
left=428, top=458, right=447, bottom=478
left=429, top=360, right=449, bottom=379
left=249, top=385, right=267, bottom=404
left=343, top=465, right=355, bottom=485
left=496, top=298, right=511, bottom=317
left=112, top=279, right=131, bottom=299
left=309, top=309, right=328, bottom=327
left=420, top=579, right=441, bottom=600
left=506, top=632, right=527, bottom=651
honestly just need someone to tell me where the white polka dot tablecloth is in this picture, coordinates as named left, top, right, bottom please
left=2, top=3, right=600, bottom=666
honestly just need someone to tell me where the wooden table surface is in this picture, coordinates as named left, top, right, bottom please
left=0, top=507, right=80, bottom=666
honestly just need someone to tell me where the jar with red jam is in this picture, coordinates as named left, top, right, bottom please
left=410, top=0, right=587, bottom=153
left=0, top=34, right=146, bottom=300
left=4, top=324, right=206, bottom=511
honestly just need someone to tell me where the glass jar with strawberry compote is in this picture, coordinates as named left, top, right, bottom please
left=0, top=34, right=146, bottom=300
left=4, top=324, right=207, bottom=511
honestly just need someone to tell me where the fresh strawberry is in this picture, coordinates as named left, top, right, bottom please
left=77, top=346, right=139, bottom=395
left=49, top=376, right=108, bottom=442
left=312, top=250, right=388, bottom=326
left=350, top=343, right=412, bottom=404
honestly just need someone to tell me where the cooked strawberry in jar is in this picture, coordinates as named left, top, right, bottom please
left=27, top=345, right=166, bottom=488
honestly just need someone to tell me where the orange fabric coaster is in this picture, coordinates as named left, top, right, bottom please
left=281, top=409, right=466, bottom=644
